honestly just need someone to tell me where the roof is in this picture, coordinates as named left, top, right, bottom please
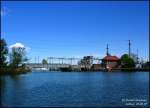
left=103, top=55, right=119, bottom=61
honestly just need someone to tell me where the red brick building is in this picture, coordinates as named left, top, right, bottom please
left=102, top=55, right=120, bottom=69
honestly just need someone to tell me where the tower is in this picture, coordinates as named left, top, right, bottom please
left=106, top=44, right=109, bottom=56
left=128, top=40, right=131, bottom=57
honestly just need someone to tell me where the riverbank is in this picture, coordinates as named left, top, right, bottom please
left=103, top=68, right=150, bottom=72
left=58, top=67, right=150, bottom=72
left=0, top=67, right=31, bottom=75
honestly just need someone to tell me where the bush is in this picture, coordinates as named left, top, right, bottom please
left=121, top=54, right=135, bottom=68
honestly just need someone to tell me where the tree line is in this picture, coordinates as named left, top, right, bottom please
left=0, top=39, right=30, bottom=75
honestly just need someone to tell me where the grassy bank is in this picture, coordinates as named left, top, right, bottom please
left=0, top=67, right=31, bottom=75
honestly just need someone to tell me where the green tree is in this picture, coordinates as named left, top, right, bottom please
left=42, top=59, right=48, bottom=65
left=78, top=56, right=93, bottom=70
left=9, top=47, right=28, bottom=69
left=0, top=39, right=8, bottom=72
left=121, top=54, right=135, bottom=68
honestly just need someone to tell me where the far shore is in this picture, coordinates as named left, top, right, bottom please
left=0, top=68, right=149, bottom=76
left=33, top=68, right=150, bottom=72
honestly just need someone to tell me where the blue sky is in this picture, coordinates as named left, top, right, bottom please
left=1, top=1, right=149, bottom=62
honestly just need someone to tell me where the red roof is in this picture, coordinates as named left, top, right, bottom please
left=103, top=55, right=119, bottom=61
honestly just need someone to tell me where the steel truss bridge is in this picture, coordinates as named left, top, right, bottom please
left=27, top=57, right=102, bottom=71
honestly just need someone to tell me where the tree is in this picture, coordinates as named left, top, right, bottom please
left=9, top=47, right=28, bottom=69
left=78, top=56, right=93, bottom=70
left=42, top=59, right=48, bottom=65
left=0, top=39, right=8, bottom=71
left=120, top=54, right=135, bottom=68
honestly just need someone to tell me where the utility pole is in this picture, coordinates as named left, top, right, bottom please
left=35, top=56, right=36, bottom=64
left=136, top=49, right=139, bottom=63
left=128, top=40, right=131, bottom=57
left=38, top=56, right=39, bottom=64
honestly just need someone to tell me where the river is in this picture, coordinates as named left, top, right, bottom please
left=0, top=71, right=149, bottom=107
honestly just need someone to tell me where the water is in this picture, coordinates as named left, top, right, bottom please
left=0, top=71, right=149, bottom=107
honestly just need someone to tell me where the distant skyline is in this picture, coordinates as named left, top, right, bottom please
left=1, top=1, right=149, bottom=62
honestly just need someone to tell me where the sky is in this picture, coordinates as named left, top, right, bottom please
left=1, top=1, right=149, bottom=63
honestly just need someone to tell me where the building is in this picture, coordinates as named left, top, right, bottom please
left=91, top=64, right=103, bottom=71
left=102, top=44, right=120, bottom=70
left=102, top=55, right=120, bottom=69
left=143, top=61, right=150, bottom=69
